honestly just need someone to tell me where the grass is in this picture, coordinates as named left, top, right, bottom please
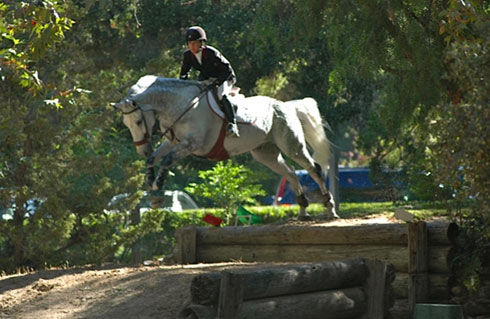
left=172, top=200, right=459, bottom=228
left=229, top=200, right=454, bottom=224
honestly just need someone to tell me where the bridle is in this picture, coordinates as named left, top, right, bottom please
left=122, top=105, right=154, bottom=147
left=123, top=86, right=209, bottom=146
left=118, top=80, right=223, bottom=190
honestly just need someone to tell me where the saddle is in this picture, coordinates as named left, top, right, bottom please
left=201, top=88, right=245, bottom=161
left=206, top=88, right=241, bottom=120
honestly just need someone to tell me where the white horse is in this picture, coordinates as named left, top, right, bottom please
left=114, top=75, right=338, bottom=220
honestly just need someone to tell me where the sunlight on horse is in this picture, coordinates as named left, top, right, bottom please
left=114, top=75, right=338, bottom=220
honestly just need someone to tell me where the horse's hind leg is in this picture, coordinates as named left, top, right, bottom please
left=312, top=163, right=337, bottom=218
left=250, top=144, right=311, bottom=220
left=275, top=138, right=339, bottom=219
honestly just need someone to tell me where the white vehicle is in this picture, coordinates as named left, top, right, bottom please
left=106, top=190, right=199, bottom=216
left=140, top=190, right=199, bottom=213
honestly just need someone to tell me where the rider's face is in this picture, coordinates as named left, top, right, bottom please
left=188, top=40, right=202, bottom=54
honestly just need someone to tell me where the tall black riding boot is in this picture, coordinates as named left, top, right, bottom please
left=221, top=95, right=240, bottom=137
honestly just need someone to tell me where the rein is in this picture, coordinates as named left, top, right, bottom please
left=159, top=87, right=209, bottom=141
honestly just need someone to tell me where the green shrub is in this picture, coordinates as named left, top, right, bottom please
left=185, top=160, right=266, bottom=221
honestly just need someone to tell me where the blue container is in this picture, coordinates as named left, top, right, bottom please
left=414, top=304, right=463, bottom=319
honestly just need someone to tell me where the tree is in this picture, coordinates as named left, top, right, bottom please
left=0, top=1, right=144, bottom=271
left=431, top=0, right=489, bottom=223
left=0, top=0, right=79, bottom=268
left=1, top=0, right=485, bottom=273
left=255, top=1, right=487, bottom=197
left=429, top=2, right=489, bottom=291
left=0, top=0, right=274, bottom=271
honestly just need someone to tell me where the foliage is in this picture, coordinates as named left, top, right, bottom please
left=185, top=160, right=266, bottom=220
left=0, top=0, right=142, bottom=272
left=1, top=0, right=80, bottom=270
left=430, top=0, right=489, bottom=224
left=449, top=215, right=490, bottom=293
left=430, top=0, right=490, bottom=293
left=0, top=1, right=74, bottom=94
left=255, top=0, right=487, bottom=215
left=0, top=0, right=487, bottom=278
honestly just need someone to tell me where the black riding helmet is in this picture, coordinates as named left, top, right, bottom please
left=185, top=26, right=207, bottom=42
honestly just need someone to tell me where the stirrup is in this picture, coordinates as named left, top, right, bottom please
left=226, top=123, right=240, bottom=137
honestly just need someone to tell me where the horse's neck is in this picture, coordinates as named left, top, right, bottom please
left=150, top=88, right=199, bottom=126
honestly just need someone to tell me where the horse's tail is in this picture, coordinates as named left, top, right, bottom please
left=292, top=98, right=331, bottom=175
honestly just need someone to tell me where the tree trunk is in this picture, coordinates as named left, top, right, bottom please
left=130, top=207, right=142, bottom=264
left=12, top=207, right=25, bottom=267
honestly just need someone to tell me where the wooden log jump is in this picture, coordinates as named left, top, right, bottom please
left=179, top=258, right=395, bottom=319
left=175, top=221, right=455, bottom=319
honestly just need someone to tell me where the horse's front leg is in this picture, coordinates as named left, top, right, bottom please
left=145, top=165, right=155, bottom=191
left=148, top=137, right=197, bottom=191
left=146, top=133, right=203, bottom=207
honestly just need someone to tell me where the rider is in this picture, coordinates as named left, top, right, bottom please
left=179, top=26, right=239, bottom=137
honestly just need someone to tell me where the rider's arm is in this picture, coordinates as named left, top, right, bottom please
left=205, top=46, right=235, bottom=86
left=179, top=50, right=192, bottom=80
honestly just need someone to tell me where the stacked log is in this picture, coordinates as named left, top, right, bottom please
left=175, top=221, right=455, bottom=318
left=179, top=258, right=395, bottom=319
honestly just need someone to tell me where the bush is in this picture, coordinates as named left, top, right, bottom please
left=185, top=160, right=266, bottom=221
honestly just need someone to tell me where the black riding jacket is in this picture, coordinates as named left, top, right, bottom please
left=179, top=45, right=236, bottom=85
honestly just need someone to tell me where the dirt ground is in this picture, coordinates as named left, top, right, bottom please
left=0, top=215, right=403, bottom=319
left=0, top=262, right=265, bottom=319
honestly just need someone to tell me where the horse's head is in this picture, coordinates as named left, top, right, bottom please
left=114, top=98, right=156, bottom=158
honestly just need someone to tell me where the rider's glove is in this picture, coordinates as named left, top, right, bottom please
left=200, top=78, right=218, bottom=91
left=206, top=80, right=219, bottom=91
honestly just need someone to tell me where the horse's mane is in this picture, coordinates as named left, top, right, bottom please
left=128, top=76, right=201, bottom=110
left=128, top=76, right=200, bottom=96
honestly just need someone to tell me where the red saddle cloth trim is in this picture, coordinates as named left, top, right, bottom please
left=204, top=120, right=230, bottom=161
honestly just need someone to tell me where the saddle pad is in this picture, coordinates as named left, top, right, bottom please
left=206, top=91, right=265, bottom=125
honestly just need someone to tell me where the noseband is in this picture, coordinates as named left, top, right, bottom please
left=122, top=105, right=153, bottom=147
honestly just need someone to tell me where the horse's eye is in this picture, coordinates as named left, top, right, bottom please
left=136, top=120, right=143, bottom=125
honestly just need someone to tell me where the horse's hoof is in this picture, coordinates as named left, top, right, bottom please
left=150, top=196, right=164, bottom=209
left=298, top=214, right=313, bottom=221
left=325, top=211, right=340, bottom=220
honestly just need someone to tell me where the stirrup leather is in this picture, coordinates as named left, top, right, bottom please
left=226, top=122, right=240, bottom=137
